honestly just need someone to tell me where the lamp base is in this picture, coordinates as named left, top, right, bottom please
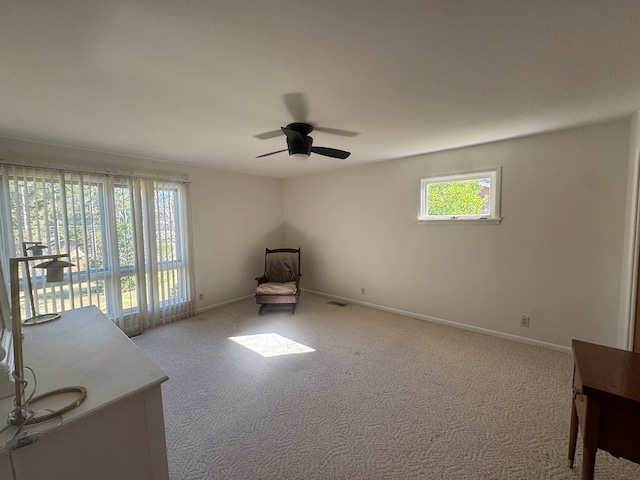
left=8, top=385, right=87, bottom=425
left=22, top=313, right=61, bottom=326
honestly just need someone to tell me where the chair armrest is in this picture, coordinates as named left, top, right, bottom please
left=255, top=275, right=267, bottom=285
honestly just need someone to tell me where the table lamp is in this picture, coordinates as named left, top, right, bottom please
left=20, top=242, right=71, bottom=325
left=8, top=253, right=87, bottom=425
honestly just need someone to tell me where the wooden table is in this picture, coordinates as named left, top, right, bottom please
left=0, top=306, right=169, bottom=480
left=568, top=339, right=640, bottom=479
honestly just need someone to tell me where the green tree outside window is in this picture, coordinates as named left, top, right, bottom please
left=427, top=179, right=488, bottom=216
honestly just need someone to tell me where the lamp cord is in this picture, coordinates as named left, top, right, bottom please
left=1, top=366, right=63, bottom=480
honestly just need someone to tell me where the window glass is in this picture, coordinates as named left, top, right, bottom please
left=418, top=168, right=501, bottom=222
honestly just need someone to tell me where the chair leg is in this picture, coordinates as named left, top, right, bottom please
left=291, top=304, right=296, bottom=315
left=258, top=305, right=266, bottom=316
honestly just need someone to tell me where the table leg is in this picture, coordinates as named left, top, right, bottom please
left=581, top=394, right=601, bottom=480
left=582, top=446, right=596, bottom=480
left=568, top=395, right=579, bottom=468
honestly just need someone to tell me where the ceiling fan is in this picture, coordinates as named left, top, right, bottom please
left=255, top=93, right=358, bottom=161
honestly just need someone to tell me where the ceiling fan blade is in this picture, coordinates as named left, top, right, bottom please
left=281, top=126, right=305, bottom=143
left=310, top=146, right=351, bottom=159
left=254, top=129, right=284, bottom=140
left=283, top=92, right=308, bottom=122
left=256, top=149, right=288, bottom=158
left=314, top=127, right=360, bottom=137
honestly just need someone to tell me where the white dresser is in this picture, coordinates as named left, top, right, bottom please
left=0, top=306, right=169, bottom=480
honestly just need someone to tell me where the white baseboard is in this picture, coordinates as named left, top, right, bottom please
left=196, top=294, right=255, bottom=315
left=303, top=289, right=571, bottom=354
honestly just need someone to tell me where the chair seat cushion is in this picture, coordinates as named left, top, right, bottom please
left=256, top=281, right=298, bottom=296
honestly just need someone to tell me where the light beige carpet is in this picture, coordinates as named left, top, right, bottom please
left=134, top=293, right=640, bottom=480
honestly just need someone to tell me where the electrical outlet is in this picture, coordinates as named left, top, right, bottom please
left=198, top=293, right=204, bottom=301
left=520, top=315, right=530, bottom=328
left=360, top=287, right=366, bottom=295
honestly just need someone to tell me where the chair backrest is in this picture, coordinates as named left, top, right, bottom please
left=264, top=248, right=300, bottom=283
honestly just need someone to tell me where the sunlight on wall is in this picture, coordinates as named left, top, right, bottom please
left=229, top=333, right=315, bottom=357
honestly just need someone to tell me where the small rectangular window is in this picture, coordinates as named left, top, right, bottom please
left=418, top=167, right=501, bottom=223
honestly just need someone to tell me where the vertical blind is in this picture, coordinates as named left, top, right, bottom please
left=0, top=163, right=195, bottom=334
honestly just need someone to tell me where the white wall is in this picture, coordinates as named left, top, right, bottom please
left=188, top=167, right=283, bottom=309
left=0, top=138, right=284, bottom=312
left=283, top=120, right=630, bottom=349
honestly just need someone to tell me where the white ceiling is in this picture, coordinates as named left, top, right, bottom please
left=1, top=1, right=640, bottom=179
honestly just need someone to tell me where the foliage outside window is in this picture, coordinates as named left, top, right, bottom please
left=418, top=168, right=501, bottom=223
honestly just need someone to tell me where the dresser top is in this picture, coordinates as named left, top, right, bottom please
left=0, top=306, right=167, bottom=446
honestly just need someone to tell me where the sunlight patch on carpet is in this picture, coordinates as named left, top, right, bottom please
left=229, top=333, right=315, bottom=357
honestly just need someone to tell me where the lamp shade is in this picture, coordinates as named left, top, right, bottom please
left=27, top=244, right=47, bottom=256
left=33, top=259, right=75, bottom=283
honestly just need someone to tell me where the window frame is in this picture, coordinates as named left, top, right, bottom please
left=417, top=167, right=502, bottom=224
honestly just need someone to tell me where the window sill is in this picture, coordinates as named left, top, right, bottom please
left=417, top=217, right=502, bottom=225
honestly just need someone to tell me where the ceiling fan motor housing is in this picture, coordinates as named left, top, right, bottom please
left=287, top=135, right=313, bottom=156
